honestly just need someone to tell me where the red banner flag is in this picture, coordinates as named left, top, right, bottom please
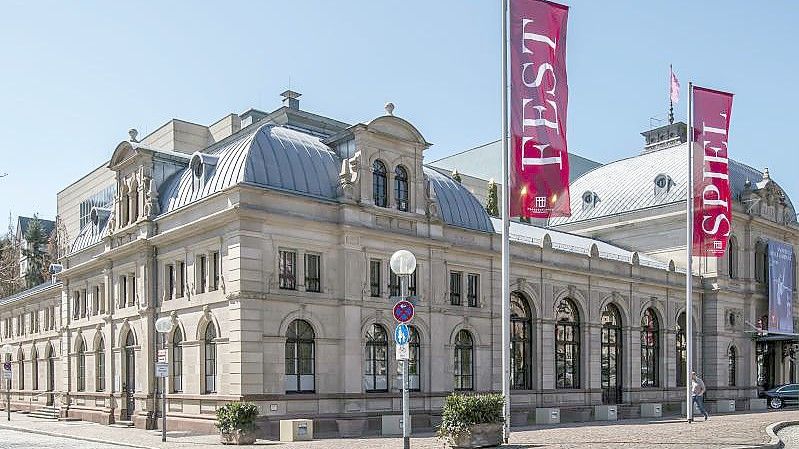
left=509, top=0, right=570, bottom=218
left=692, top=86, right=733, bottom=257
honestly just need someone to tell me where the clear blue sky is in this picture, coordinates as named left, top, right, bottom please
left=1, top=1, right=797, bottom=226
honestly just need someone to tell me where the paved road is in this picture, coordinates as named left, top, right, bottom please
left=0, top=428, right=125, bottom=448
left=778, top=425, right=799, bottom=448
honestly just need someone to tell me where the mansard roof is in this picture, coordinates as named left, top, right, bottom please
left=549, top=143, right=797, bottom=226
left=0, top=280, right=59, bottom=307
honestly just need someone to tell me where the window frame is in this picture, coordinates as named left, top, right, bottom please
left=372, top=160, right=388, bottom=208
left=285, top=320, right=316, bottom=394
left=640, top=308, right=660, bottom=388
left=364, top=324, right=389, bottom=393
left=555, top=299, right=580, bottom=389
left=304, top=253, right=321, bottom=293
left=279, top=250, right=298, bottom=290
left=394, top=165, right=409, bottom=212
left=467, top=274, right=480, bottom=307
left=449, top=271, right=463, bottom=306
left=370, top=260, right=382, bottom=298
left=454, top=330, right=474, bottom=391
left=203, top=325, right=217, bottom=394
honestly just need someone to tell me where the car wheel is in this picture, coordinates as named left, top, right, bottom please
left=770, top=397, right=783, bottom=409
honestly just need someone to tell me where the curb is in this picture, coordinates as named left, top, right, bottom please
left=731, top=420, right=799, bottom=449
left=0, top=422, right=158, bottom=449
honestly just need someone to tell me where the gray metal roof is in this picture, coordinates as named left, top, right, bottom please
left=160, top=124, right=340, bottom=213
left=17, top=216, right=55, bottom=239
left=70, top=210, right=110, bottom=253
left=549, top=143, right=797, bottom=226
left=0, top=280, right=59, bottom=306
left=493, top=218, right=672, bottom=270
left=425, top=168, right=495, bottom=233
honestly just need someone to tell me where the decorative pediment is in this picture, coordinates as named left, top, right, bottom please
left=367, top=115, right=429, bottom=147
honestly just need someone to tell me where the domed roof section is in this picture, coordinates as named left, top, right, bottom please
left=549, top=143, right=796, bottom=226
left=425, top=167, right=494, bottom=233
left=160, top=124, right=340, bottom=213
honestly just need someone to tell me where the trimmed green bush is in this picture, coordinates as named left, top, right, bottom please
left=215, top=402, right=259, bottom=434
left=437, top=393, right=504, bottom=443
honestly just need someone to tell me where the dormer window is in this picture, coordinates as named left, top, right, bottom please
left=372, top=160, right=388, bottom=207
left=654, top=174, right=674, bottom=196
left=190, top=152, right=219, bottom=191
left=582, top=191, right=599, bottom=211
left=395, top=165, right=409, bottom=212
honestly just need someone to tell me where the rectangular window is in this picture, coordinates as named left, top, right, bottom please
left=81, top=288, right=88, bottom=318
left=128, top=275, right=136, bottom=307
left=49, top=306, right=55, bottom=330
left=450, top=271, right=463, bottom=305
left=279, top=250, right=297, bottom=290
left=177, top=261, right=186, bottom=298
left=390, top=270, right=418, bottom=297
left=92, top=286, right=100, bottom=316
left=210, top=252, right=220, bottom=291
left=467, top=274, right=479, bottom=307
left=370, top=260, right=382, bottom=297
left=165, top=264, right=175, bottom=300
left=119, top=276, right=127, bottom=308
left=305, top=254, right=321, bottom=293
left=197, top=255, right=207, bottom=294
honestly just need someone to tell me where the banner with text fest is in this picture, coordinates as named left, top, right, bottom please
left=510, top=0, right=570, bottom=218
left=692, top=86, right=733, bottom=257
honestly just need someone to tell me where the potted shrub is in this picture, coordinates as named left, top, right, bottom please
left=437, top=393, right=504, bottom=448
left=216, top=402, right=259, bottom=445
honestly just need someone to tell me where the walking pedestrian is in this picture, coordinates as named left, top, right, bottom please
left=690, top=371, right=709, bottom=422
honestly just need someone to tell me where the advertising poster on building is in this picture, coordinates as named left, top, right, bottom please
left=768, top=241, right=794, bottom=333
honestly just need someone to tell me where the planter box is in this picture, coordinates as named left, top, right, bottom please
left=750, top=398, right=767, bottom=411
left=220, top=429, right=257, bottom=445
left=535, top=408, right=560, bottom=425
left=594, top=405, right=617, bottom=421
left=640, top=403, right=662, bottom=418
left=449, top=422, right=503, bottom=449
left=280, top=419, right=313, bottom=442
left=336, top=418, right=367, bottom=438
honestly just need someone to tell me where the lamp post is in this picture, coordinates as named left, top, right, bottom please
left=154, top=317, right=172, bottom=442
left=2, top=344, right=13, bottom=421
left=390, top=250, right=416, bottom=449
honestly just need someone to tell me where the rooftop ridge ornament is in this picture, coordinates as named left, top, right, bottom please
left=128, top=129, right=139, bottom=143
left=385, top=102, right=395, bottom=116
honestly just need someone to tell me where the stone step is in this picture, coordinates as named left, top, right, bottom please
left=30, top=408, right=59, bottom=420
left=110, top=420, right=134, bottom=428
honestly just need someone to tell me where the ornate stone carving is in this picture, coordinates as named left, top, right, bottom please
left=143, top=176, right=160, bottom=219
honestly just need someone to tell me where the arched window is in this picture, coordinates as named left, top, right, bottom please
left=676, top=312, right=687, bottom=387
left=728, top=236, right=739, bottom=279
left=31, top=347, right=38, bottom=391
left=46, top=344, right=55, bottom=392
left=755, top=241, right=767, bottom=283
left=728, top=346, right=737, bottom=387
left=394, top=165, right=409, bottom=211
left=96, top=337, right=105, bottom=392
left=555, top=299, right=580, bottom=389
left=600, top=303, right=622, bottom=404
left=172, top=328, right=183, bottom=393
left=454, top=330, right=474, bottom=391
left=203, top=325, right=217, bottom=394
left=76, top=339, right=86, bottom=392
left=640, top=308, right=660, bottom=387
left=285, top=320, right=315, bottom=393
left=364, top=324, right=388, bottom=392
left=408, top=326, right=420, bottom=391
left=510, top=292, right=532, bottom=390
left=372, top=160, right=388, bottom=207
left=18, top=351, right=25, bottom=391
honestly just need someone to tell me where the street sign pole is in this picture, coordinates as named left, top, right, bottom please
left=400, top=274, right=410, bottom=449
left=162, top=340, right=167, bottom=442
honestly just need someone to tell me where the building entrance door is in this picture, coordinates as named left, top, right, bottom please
left=123, top=334, right=136, bottom=419
left=757, top=342, right=776, bottom=389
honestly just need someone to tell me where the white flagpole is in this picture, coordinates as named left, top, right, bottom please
left=685, top=81, right=694, bottom=423
left=500, top=0, right=511, bottom=442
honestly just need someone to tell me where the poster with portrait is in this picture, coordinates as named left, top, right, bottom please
left=768, top=241, right=794, bottom=333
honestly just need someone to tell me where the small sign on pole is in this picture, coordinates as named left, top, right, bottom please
left=394, top=323, right=411, bottom=345
left=157, top=349, right=168, bottom=363
left=396, top=343, right=410, bottom=361
left=155, top=362, right=169, bottom=378
left=393, top=300, right=415, bottom=323
left=1, top=370, right=10, bottom=380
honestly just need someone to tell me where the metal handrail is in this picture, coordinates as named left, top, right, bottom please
left=28, top=391, right=60, bottom=411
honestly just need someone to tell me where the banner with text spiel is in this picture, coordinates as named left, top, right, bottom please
left=510, top=0, right=570, bottom=218
left=768, top=241, right=794, bottom=334
left=692, top=86, right=733, bottom=257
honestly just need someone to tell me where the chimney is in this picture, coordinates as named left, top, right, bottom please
left=280, top=90, right=301, bottom=110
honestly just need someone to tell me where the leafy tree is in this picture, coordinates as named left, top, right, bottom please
left=451, top=170, right=462, bottom=183
left=0, top=229, right=21, bottom=297
left=485, top=179, right=499, bottom=217
left=22, top=215, right=51, bottom=288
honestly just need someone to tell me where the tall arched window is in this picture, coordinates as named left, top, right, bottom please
left=408, top=326, right=420, bottom=391
left=600, top=303, right=622, bottom=404
left=76, top=339, right=86, bottom=392
left=728, top=236, right=739, bottom=279
left=172, top=328, right=183, bottom=393
left=203, top=325, right=217, bottom=394
left=18, top=352, right=25, bottom=391
left=755, top=241, right=767, bottom=283
left=640, top=308, right=659, bottom=387
left=96, top=337, right=105, bottom=392
left=510, top=293, right=532, bottom=390
left=555, top=298, right=580, bottom=389
left=46, top=344, right=55, bottom=392
left=364, top=324, right=388, bottom=392
left=285, top=320, right=315, bottom=393
left=728, top=346, right=737, bottom=387
left=394, top=165, right=409, bottom=211
left=676, top=312, right=687, bottom=387
left=372, top=160, right=388, bottom=207
left=454, top=330, right=474, bottom=391
left=31, top=347, right=38, bottom=391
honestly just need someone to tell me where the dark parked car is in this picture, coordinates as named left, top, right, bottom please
left=761, top=384, right=799, bottom=409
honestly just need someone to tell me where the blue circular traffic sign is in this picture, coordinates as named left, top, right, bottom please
left=394, top=323, right=411, bottom=345
left=393, top=300, right=414, bottom=323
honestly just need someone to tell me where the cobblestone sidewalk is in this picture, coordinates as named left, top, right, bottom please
left=1, top=410, right=798, bottom=449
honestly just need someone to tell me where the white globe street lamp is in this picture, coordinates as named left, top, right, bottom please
left=390, top=250, right=417, bottom=277
left=154, top=316, right=173, bottom=442
left=390, top=249, right=415, bottom=449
